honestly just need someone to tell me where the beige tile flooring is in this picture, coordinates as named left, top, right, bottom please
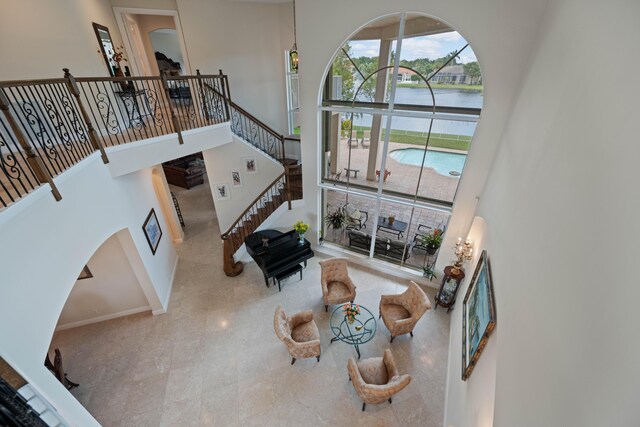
left=51, top=182, right=450, bottom=426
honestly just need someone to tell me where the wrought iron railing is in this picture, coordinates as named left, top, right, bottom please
left=203, top=79, right=287, bottom=164
left=0, top=69, right=229, bottom=209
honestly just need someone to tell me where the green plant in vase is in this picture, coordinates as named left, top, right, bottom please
left=293, top=220, right=309, bottom=243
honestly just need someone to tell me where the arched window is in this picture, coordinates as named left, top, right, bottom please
left=319, top=13, right=482, bottom=273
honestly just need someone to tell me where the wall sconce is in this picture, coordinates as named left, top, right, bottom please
left=452, top=237, right=473, bottom=275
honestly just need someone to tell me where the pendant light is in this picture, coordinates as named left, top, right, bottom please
left=289, top=0, right=299, bottom=72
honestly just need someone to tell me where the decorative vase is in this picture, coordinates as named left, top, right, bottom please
left=347, top=316, right=355, bottom=324
left=426, top=243, right=439, bottom=255
left=388, top=216, right=395, bottom=225
left=298, top=233, right=305, bottom=243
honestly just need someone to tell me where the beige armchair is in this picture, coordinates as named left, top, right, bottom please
left=347, top=349, right=411, bottom=411
left=379, top=281, right=431, bottom=343
left=320, top=258, right=357, bottom=312
left=273, top=305, right=321, bottom=365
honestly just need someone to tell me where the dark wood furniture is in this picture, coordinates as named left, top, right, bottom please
left=347, top=231, right=412, bottom=262
left=162, top=154, right=205, bottom=189
left=44, top=349, right=79, bottom=390
left=377, top=217, right=408, bottom=238
left=343, top=168, right=360, bottom=178
left=273, top=263, right=303, bottom=292
left=435, top=266, right=466, bottom=312
left=245, top=229, right=314, bottom=287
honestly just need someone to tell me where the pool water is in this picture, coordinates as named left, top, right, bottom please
left=388, top=148, right=467, bottom=176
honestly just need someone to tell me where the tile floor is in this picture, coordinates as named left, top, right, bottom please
left=51, top=182, right=450, bottom=426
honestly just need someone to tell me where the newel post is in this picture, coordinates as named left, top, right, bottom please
left=160, top=73, right=184, bottom=145
left=0, top=89, right=62, bottom=201
left=196, top=69, right=211, bottom=122
left=63, top=68, right=109, bottom=164
left=222, top=236, right=244, bottom=277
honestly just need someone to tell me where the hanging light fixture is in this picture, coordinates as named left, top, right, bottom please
left=289, top=0, right=299, bottom=72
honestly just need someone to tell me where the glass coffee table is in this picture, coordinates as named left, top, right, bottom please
left=329, top=304, right=377, bottom=359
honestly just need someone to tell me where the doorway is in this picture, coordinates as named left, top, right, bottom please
left=113, top=8, right=191, bottom=77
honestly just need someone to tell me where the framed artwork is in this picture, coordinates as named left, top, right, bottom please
left=231, top=170, right=243, bottom=188
left=214, top=183, right=231, bottom=201
left=462, top=250, right=496, bottom=380
left=243, top=157, right=257, bottom=174
left=78, top=265, right=93, bottom=280
left=142, top=208, right=163, bottom=255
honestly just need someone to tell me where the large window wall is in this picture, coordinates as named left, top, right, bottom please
left=319, top=13, right=482, bottom=272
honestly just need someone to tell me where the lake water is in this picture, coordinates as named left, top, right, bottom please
left=350, top=87, right=483, bottom=136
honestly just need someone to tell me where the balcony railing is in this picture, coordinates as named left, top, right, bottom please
left=0, top=69, right=230, bottom=209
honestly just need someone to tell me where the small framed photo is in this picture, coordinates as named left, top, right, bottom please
left=243, top=157, right=257, bottom=174
left=78, top=265, right=93, bottom=280
left=214, top=183, right=231, bottom=201
left=462, top=250, right=497, bottom=380
left=231, top=170, right=243, bottom=188
left=142, top=208, right=163, bottom=255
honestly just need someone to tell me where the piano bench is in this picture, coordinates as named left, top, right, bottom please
left=273, top=264, right=303, bottom=292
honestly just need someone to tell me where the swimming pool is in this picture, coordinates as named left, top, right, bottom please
left=388, top=148, right=466, bottom=176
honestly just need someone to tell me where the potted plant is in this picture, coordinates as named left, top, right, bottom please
left=293, top=220, right=309, bottom=243
left=325, top=208, right=346, bottom=230
left=422, top=265, right=437, bottom=280
left=341, top=119, right=352, bottom=138
left=422, top=228, right=443, bottom=255
left=342, top=302, right=361, bottom=324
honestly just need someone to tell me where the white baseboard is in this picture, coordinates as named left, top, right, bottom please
left=153, top=255, right=179, bottom=315
left=55, top=306, right=151, bottom=331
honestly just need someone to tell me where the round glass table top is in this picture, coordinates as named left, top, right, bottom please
left=329, top=304, right=377, bottom=345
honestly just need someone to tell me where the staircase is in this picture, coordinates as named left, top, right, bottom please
left=205, top=78, right=303, bottom=276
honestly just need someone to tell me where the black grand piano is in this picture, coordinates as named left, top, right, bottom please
left=245, top=229, right=314, bottom=287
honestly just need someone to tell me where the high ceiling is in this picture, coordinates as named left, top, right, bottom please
left=352, top=15, right=453, bottom=41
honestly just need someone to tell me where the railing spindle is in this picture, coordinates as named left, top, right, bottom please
left=63, top=69, right=108, bottom=164
left=160, top=73, right=184, bottom=144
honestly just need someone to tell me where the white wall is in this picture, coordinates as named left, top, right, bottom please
left=176, top=0, right=291, bottom=133
left=469, top=0, right=640, bottom=425
left=0, top=152, right=178, bottom=425
left=56, top=231, right=151, bottom=329
left=444, top=216, right=497, bottom=426
left=0, top=0, right=125, bottom=79
left=202, top=135, right=284, bottom=234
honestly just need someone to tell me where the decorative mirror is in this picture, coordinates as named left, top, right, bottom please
left=93, top=22, right=116, bottom=76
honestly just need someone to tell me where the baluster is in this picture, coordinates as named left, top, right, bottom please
left=160, top=73, right=184, bottom=144
left=62, top=68, right=109, bottom=164
left=196, top=71, right=210, bottom=123
left=220, top=70, right=231, bottom=121
left=0, top=89, right=62, bottom=201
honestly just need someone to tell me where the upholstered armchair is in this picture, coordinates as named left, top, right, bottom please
left=320, top=258, right=357, bottom=312
left=273, top=306, right=321, bottom=365
left=347, top=349, right=411, bottom=411
left=379, top=281, right=431, bottom=343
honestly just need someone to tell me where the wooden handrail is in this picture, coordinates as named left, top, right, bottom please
left=221, top=171, right=286, bottom=238
left=0, top=78, right=67, bottom=87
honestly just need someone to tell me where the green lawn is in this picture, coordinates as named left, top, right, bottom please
left=350, top=125, right=471, bottom=151
left=397, top=83, right=483, bottom=91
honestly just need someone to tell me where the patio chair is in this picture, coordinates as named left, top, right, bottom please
left=361, top=130, right=371, bottom=148
left=349, top=130, right=359, bottom=148
left=344, top=203, right=368, bottom=230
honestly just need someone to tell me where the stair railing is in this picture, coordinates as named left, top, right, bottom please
left=204, top=73, right=287, bottom=164
left=220, top=171, right=291, bottom=276
left=0, top=69, right=229, bottom=209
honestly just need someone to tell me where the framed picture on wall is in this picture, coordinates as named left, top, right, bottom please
left=231, top=170, right=243, bottom=188
left=243, top=157, right=257, bottom=174
left=214, top=183, right=231, bottom=201
left=78, top=265, right=93, bottom=280
left=142, top=208, right=163, bottom=255
left=462, top=250, right=496, bottom=380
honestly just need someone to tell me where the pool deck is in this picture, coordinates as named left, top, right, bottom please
left=331, top=139, right=465, bottom=203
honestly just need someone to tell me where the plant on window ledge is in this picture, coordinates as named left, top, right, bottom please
left=422, top=265, right=437, bottom=280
